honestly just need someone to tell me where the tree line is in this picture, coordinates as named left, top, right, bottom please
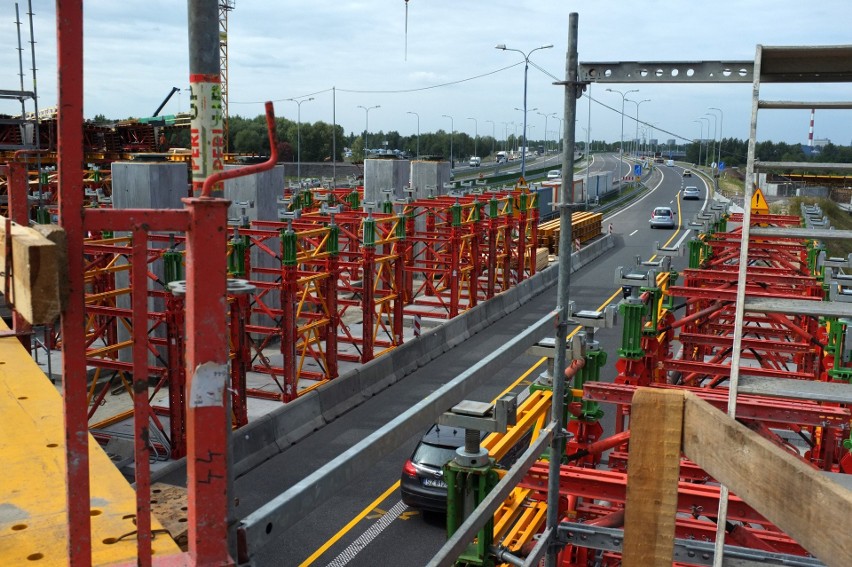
left=95, top=112, right=852, bottom=167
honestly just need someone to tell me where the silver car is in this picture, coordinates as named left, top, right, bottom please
left=650, top=206, right=676, bottom=229
left=682, top=186, right=701, bottom=200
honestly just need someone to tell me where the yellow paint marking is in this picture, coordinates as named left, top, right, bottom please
left=299, top=481, right=400, bottom=567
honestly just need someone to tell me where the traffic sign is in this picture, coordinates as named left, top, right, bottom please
left=633, top=164, right=642, bottom=176
left=719, top=162, right=726, bottom=171
left=751, top=187, right=769, bottom=215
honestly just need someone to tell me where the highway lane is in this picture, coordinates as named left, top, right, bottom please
left=237, top=163, right=713, bottom=566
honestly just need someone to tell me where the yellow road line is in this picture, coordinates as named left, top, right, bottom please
left=299, top=481, right=401, bottom=567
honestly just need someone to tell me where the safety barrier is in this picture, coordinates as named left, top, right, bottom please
left=218, top=233, right=614, bottom=479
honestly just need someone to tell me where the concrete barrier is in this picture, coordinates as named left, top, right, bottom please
left=222, top=233, right=615, bottom=476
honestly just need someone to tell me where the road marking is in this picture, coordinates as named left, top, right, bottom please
left=323, top=500, right=408, bottom=567
left=300, top=481, right=400, bottom=567
left=629, top=230, right=638, bottom=237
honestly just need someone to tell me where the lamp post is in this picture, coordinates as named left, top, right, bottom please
left=709, top=107, right=724, bottom=169
left=501, top=121, right=509, bottom=151
left=442, top=114, right=454, bottom=167
left=357, top=104, right=380, bottom=158
left=496, top=42, right=553, bottom=177
left=606, top=88, right=638, bottom=184
left=699, top=116, right=710, bottom=167
left=536, top=111, right=550, bottom=155
left=704, top=112, right=717, bottom=167
left=625, top=98, right=650, bottom=158
left=693, top=119, right=704, bottom=168
left=287, top=96, right=314, bottom=183
left=485, top=119, right=495, bottom=157
left=406, top=111, right=420, bottom=158
left=466, top=116, right=478, bottom=157
left=552, top=115, right=563, bottom=154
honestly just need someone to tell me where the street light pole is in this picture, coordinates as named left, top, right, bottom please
left=693, top=119, right=704, bottom=167
left=485, top=119, right=495, bottom=157
left=625, top=98, right=650, bottom=158
left=704, top=112, right=717, bottom=167
left=442, top=114, right=454, bottom=168
left=699, top=116, right=710, bottom=168
left=466, top=116, right=478, bottom=157
left=536, top=111, right=549, bottom=156
left=709, top=107, right=724, bottom=168
left=606, top=87, right=638, bottom=185
left=552, top=115, right=563, bottom=154
left=496, top=42, right=553, bottom=177
left=357, top=104, right=380, bottom=159
left=501, top=121, right=509, bottom=151
left=287, top=96, right=314, bottom=184
left=406, top=111, right=420, bottom=159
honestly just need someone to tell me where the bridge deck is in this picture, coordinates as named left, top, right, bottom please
left=0, top=320, right=179, bottom=565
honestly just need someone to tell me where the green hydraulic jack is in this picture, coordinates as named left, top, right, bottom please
left=441, top=396, right=517, bottom=566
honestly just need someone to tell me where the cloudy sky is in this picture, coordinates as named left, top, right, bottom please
left=2, top=1, right=851, bottom=147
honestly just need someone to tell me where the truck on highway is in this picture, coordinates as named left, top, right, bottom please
left=495, top=151, right=508, bottom=163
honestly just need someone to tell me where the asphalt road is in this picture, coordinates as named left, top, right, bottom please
left=236, top=159, right=712, bottom=566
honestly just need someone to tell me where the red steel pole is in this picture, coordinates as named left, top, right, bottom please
left=131, top=229, right=153, bottom=565
left=56, top=1, right=92, bottom=563
left=183, top=197, right=233, bottom=565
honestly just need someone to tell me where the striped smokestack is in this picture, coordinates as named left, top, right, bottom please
left=808, top=108, right=815, bottom=147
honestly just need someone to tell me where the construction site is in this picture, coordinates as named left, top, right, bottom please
left=3, top=4, right=852, bottom=567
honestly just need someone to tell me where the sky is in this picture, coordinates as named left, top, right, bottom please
left=2, top=1, right=852, bottom=148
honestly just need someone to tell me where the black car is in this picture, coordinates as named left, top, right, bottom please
left=400, top=423, right=533, bottom=513
left=400, top=424, right=464, bottom=513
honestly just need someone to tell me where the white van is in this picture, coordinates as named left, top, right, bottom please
left=469, top=156, right=482, bottom=167
left=665, top=159, right=675, bottom=166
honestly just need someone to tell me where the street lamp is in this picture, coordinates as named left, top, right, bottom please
left=406, top=111, right=420, bottom=159
left=466, top=117, right=478, bottom=157
left=485, top=119, right=495, bottom=157
left=606, top=88, right=638, bottom=184
left=496, top=42, right=553, bottom=177
left=625, top=98, right=650, bottom=158
left=552, top=115, right=563, bottom=154
left=287, top=96, right=314, bottom=183
left=501, top=121, right=510, bottom=151
left=699, top=116, right=710, bottom=167
left=357, top=104, right=380, bottom=158
left=442, top=114, right=454, bottom=167
left=709, top=107, right=724, bottom=168
left=536, top=111, right=550, bottom=155
left=704, top=112, right=717, bottom=168
left=693, top=119, right=704, bottom=167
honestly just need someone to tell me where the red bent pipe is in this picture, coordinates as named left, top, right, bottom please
left=201, top=101, right=279, bottom=198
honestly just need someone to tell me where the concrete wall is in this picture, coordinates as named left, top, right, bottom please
left=289, top=162, right=362, bottom=180
left=111, top=161, right=188, bottom=365
left=363, top=159, right=410, bottom=203
left=410, top=160, right=452, bottom=199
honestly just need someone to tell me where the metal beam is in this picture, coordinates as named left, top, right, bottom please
left=556, top=523, right=826, bottom=567
left=578, top=61, right=754, bottom=83
left=749, top=227, right=852, bottom=241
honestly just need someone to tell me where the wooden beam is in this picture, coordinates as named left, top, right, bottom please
left=0, top=217, right=64, bottom=324
left=682, top=390, right=852, bottom=566
left=623, top=387, right=684, bottom=567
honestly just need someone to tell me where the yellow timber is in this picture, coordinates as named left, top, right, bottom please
left=0, top=319, right=179, bottom=565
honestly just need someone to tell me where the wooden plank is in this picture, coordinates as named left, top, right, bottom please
left=682, top=391, right=852, bottom=567
left=32, top=223, right=69, bottom=312
left=623, top=387, right=684, bottom=567
left=0, top=216, right=64, bottom=324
